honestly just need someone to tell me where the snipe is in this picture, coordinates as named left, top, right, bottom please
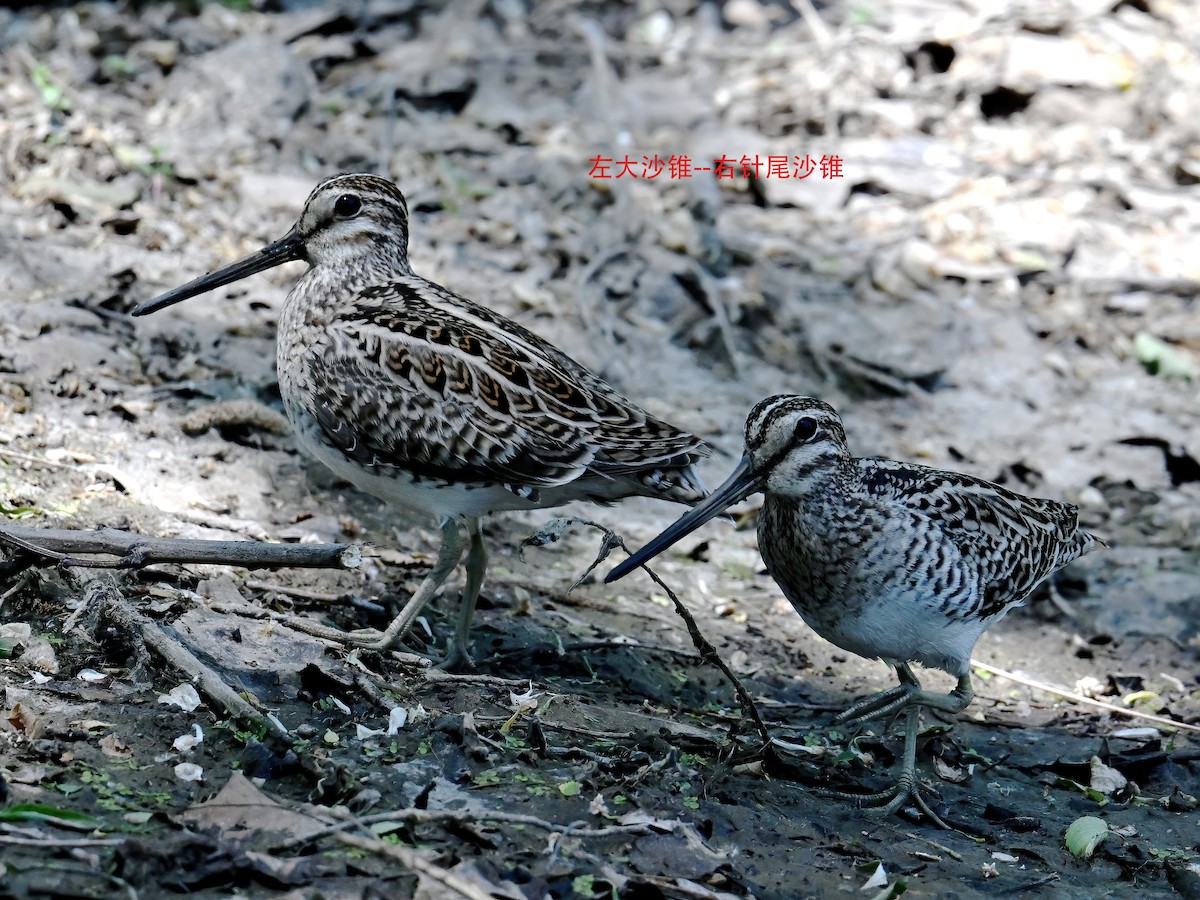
left=607, top=394, right=1102, bottom=826
left=134, top=173, right=708, bottom=668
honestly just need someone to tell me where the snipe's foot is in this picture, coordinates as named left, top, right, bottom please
left=285, top=618, right=426, bottom=657
left=813, top=772, right=949, bottom=829
left=283, top=618, right=385, bottom=646
left=435, top=641, right=476, bottom=672
left=287, top=517, right=473, bottom=656
left=341, top=626, right=399, bottom=651
left=819, top=705, right=952, bottom=829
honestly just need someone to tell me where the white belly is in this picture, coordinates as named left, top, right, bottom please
left=290, top=414, right=544, bottom=520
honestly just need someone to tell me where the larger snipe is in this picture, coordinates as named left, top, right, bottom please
left=134, top=174, right=708, bottom=668
left=607, top=395, right=1102, bottom=826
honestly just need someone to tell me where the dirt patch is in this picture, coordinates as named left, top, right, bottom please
left=1, top=1, right=1198, bottom=897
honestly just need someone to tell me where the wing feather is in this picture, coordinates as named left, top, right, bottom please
left=301, top=277, right=708, bottom=493
left=859, top=458, right=1095, bottom=619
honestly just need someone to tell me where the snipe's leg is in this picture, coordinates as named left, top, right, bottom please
left=352, top=517, right=466, bottom=651
left=283, top=518, right=469, bottom=656
left=438, top=516, right=485, bottom=671
left=817, top=667, right=975, bottom=828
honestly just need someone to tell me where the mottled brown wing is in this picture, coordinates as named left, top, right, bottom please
left=304, top=277, right=707, bottom=490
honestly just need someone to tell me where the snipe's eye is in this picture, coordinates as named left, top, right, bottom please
left=333, top=194, right=362, bottom=218
left=793, top=416, right=819, bottom=443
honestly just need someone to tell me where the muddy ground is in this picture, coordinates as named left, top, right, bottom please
left=1, top=1, right=1199, bottom=897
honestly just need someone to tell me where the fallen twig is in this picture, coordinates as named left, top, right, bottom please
left=0, top=835, right=126, bottom=848
left=277, top=806, right=662, bottom=853
left=0, top=521, right=359, bottom=570
left=568, top=519, right=776, bottom=758
left=422, top=670, right=533, bottom=689
left=483, top=636, right=704, bottom=666
left=638, top=873, right=748, bottom=900
left=0, top=446, right=79, bottom=469
left=0, top=570, right=36, bottom=605
left=638, top=565, right=775, bottom=754
left=789, top=0, right=832, bottom=47
left=971, top=658, right=1200, bottom=734
left=1029, top=271, right=1200, bottom=296
left=335, top=833, right=493, bottom=900
left=903, top=830, right=964, bottom=863
left=71, top=572, right=289, bottom=739
left=243, top=579, right=350, bottom=602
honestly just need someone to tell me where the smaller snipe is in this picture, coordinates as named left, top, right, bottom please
left=607, top=395, right=1102, bottom=826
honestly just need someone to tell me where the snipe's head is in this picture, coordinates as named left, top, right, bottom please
left=293, top=174, right=410, bottom=271
left=131, top=173, right=412, bottom=317
left=742, top=395, right=849, bottom=497
left=604, top=396, right=849, bottom=585
left=605, top=394, right=849, bottom=583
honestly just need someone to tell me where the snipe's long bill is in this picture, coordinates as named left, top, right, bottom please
left=133, top=232, right=304, bottom=316
left=606, top=452, right=758, bottom=584
left=134, top=173, right=709, bottom=669
left=608, top=394, right=1103, bottom=827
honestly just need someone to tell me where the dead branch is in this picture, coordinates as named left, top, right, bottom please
left=970, top=658, right=1200, bottom=734
left=0, top=521, right=359, bottom=570
left=570, top=519, right=776, bottom=758
left=278, top=806, right=663, bottom=853
left=71, top=573, right=289, bottom=740
left=335, top=833, right=496, bottom=900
